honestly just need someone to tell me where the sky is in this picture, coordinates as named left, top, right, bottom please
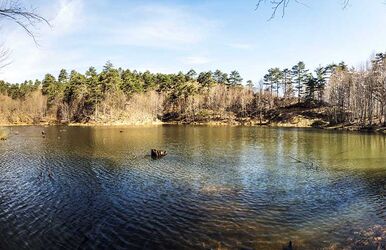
left=1, top=0, right=386, bottom=83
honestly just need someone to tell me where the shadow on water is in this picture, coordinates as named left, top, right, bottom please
left=0, top=126, right=385, bottom=249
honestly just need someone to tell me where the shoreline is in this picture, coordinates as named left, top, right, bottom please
left=1, top=121, right=385, bottom=134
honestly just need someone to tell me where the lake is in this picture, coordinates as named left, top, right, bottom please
left=0, top=126, right=385, bottom=249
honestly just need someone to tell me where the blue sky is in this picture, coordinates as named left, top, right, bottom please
left=2, top=0, right=386, bottom=83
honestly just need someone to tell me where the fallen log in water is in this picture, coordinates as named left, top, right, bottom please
left=151, top=149, right=167, bottom=159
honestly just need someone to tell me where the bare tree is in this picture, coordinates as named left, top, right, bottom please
left=0, top=0, right=49, bottom=43
left=0, top=0, right=49, bottom=68
left=256, top=0, right=291, bottom=20
left=256, top=0, right=353, bottom=19
left=0, top=44, right=10, bottom=69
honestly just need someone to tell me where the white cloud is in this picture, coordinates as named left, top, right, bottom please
left=0, top=1, right=220, bottom=82
left=51, top=0, right=85, bottom=35
left=101, top=4, right=218, bottom=49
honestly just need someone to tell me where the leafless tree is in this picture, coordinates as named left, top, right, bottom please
left=256, top=0, right=353, bottom=19
left=0, top=0, right=49, bottom=68
left=0, top=43, right=10, bottom=69
left=0, top=0, right=49, bottom=43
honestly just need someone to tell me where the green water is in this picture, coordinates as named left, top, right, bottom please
left=0, top=126, right=385, bottom=249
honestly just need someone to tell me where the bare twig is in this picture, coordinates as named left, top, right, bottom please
left=256, top=0, right=291, bottom=20
left=0, top=0, right=49, bottom=69
left=0, top=0, right=50, bottom=44
left=0, top=43, right=11, bottom=69
left=256, top=0, right=352, bottom=19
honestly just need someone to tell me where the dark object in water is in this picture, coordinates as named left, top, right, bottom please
left=119, top=130, right=124, bottom=133
left=151, top=149, right=167, bottom=159
left=42, top=131, right=46, bottom=135
left=283, top=241, right=293, bottom=250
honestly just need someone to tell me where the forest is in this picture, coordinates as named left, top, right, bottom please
left=0, top=54, right=385, bottom=130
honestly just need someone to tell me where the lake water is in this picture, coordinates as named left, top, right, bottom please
left=0, top=126, right=385, bottom=249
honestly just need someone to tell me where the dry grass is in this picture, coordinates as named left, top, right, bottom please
left=0, top=127, right=9, bottom=140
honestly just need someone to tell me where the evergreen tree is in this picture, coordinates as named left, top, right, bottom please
left=263, top=68, right=282, bottom=96
left=58, top=69, right=69, bottom=84
left=282, top=68, right=292, bottom=98
left=85, top=67, right=102, bottom=102
left=246, top=80, right=254, bottom=89
left=186, top=69, right=197, bottom=81
left=42, top=74, right=58, bottom=104
left=304, top=73, right=318, bottom=102
left=197, top=71, right=215, bottom=88
left=142, top=70, right=155, bottom=90
left=263, top=70, right=274, bottom=95
left=99, top=61, right=122, bottom=92
left=291, top=61, right=308, bottom=101
left=315, top=66, right=328, bottom=102
left=121, top=69, right=144, bottom=94
left=213, top=70, right=229, bottom=85
left=271, top=67, right=283, bottom=96
left=103, top=60, right=114, bottom=72
left=228, top=70, right=243, bottom=86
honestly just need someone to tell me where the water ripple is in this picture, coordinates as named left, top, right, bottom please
left=0, top=126, right=385, bottom=249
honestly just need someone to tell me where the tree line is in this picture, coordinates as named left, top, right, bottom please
left=261, top=61, right=350, bottom=105
left=0, top=55, right=385, bottom=127
left=0, top=63, right=247, bottom=123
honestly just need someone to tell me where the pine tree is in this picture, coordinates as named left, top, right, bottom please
left=186, top=69, right=197, bottom=81
left=213, top=70, right=229, bottom=85
left=58, top=69, right=68, bottom=84
left=197, top=71, right=215, bottom=88
left=304, top=73, right=318, bottom=103
left=291, top=61, right=308, bottom=102
left=42, top=74, right=58, bottom=104
left=271, top=68, right=283, bottom=97
left=246, top=80, right=254, bottom=89
left=315, top=66, right=328, bottom=102
left=263, top=70, right=274, bottom=95
left=228, top=71, right=243, bottom=86
left=282, top=68, right=292, bottom=98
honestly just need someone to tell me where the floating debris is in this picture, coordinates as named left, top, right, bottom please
left=151, top=149, right=167, bottom=159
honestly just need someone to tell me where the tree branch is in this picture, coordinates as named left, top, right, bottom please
left=0, top=0, right=50, bottom=44
left=0, top=0, right=50, bottom=70
left=256, top=0, right=352, bottom=20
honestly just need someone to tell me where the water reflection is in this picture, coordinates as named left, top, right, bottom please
left=0, top=126, right=384, bottom=249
